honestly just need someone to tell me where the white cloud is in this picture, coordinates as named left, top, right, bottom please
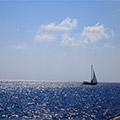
left=15, top=44, right=27, bottom=50
left=61, top=23, right=114, bottom=47
left=61, top=33, right=78, bottom=47
left=34, top=33, right=55, bottom=41
left=81, top=23, right=114, bottom=44
left=41, top=17, right=78, bottom=31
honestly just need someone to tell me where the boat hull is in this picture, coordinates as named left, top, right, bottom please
left=83, top=82, right=97, bottom=85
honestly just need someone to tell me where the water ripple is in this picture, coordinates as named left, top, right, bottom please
left=0, top=80, right=120, bottom=119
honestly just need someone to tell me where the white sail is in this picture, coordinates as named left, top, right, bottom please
left=91, top=71, right=97, bottom=83
left=91, top=65, right=97, bottom=83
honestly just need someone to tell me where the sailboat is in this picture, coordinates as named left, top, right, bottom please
left=83, top=65, right=98, bottom=85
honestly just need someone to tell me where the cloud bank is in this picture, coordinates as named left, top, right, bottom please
left=34, top=17, right=114, bottom=48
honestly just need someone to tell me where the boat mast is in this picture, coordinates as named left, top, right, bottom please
left=91, top=65, right=93, bottom=80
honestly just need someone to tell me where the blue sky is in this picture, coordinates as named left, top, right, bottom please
left=0, top=1, right=120, bottom=82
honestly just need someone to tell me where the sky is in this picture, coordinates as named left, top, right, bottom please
left=0, top=0, right=120, bottom=82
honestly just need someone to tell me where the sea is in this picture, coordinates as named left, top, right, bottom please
left=0, top=80, right=120, bottom=120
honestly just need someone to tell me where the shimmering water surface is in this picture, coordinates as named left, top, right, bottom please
left=0, top=80, right=120, bottom=120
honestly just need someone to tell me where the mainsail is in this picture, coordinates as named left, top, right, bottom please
left=91, top=65, right=97, bottom=84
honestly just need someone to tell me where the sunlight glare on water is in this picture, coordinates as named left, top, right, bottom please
left=0, top=80, right=120, bottom=120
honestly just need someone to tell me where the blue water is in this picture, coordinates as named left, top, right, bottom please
left=0, top=80, right=120, bottom=120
